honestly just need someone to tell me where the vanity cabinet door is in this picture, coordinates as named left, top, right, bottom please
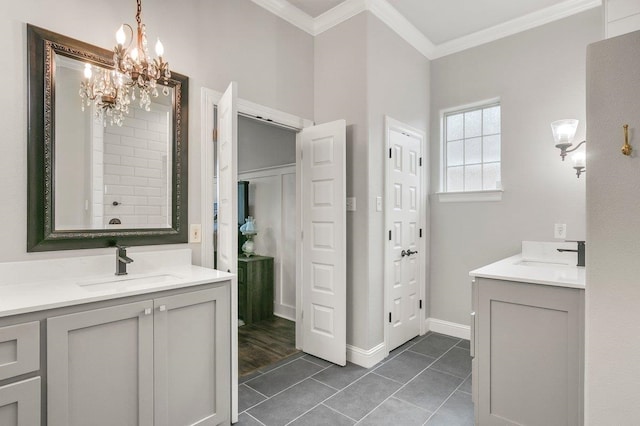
left=475, top=278, right=584, bottom=425
left=47, top=300, right=154, bottom=426
left=0, top=377, right=40, bottom=426
left=154, top=286, right=230, bottom=426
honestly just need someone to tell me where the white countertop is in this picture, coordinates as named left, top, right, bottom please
left=469, top=242, right=585, bottom=289
left=0, top=249, right=234, bottom=318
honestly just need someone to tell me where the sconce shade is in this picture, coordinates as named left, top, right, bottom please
left=572, top=152, right=586, bottom=168
left=551, top=119, right=579, bottom=145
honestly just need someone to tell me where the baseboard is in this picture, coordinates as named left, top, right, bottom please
left=274, top=305, right=295, bottom=322
left=426, top=317, right=470, bottom=340
left=346, top=342, right=386, bottom=368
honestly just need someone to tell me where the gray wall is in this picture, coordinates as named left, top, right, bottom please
left=429, top=9, right=601, bottom=326
left=0, top=0, right=313, bottom=262
left=238, top=116, right=296, bottom=173
left=315, top=12, right=430, bottom=350
left=585, top=30, right=640, bottom=423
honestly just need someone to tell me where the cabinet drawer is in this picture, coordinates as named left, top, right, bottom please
left=0, top=322, right=40, bottom=381
left=0, top=377, right=41, bottom=426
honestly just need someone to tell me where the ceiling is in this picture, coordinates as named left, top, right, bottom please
left=253, top=0, right=601, bottom=59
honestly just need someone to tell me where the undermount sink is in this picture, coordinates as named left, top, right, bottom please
left=514, top=260, right=573, bottom=268
left=77, top=273, right=181, bottom=291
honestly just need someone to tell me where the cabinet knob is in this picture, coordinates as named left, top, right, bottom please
left=144, top=308, right=152, bottom=316
left=159, top=305, right=167, bottom=312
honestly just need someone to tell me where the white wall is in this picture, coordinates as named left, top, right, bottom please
left=315, top=12, right=430, bottom=350
left=585, top=29, right=640, bottom=423
left=1, top=0, right=313, bottom=262
left=239, top=166, right=296, bottom=321
left=429, top=9, right=602, bottom=326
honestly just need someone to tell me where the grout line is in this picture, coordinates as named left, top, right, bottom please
left=370, top=371, right=406, bottom=386
left=310, top=376, right=341, bottom=391
left=243, top=383, right=270, bottom=400
left=422, top=371, right=472, bottom=425
left=428, top=365, right=470, bottom=380
left=283, top=385, right=359, bottom=425
left=254, top=353, right=307, bottom=375
left=245, top=411, right=268, bottom=426
left=246, top=361, right=335, bottom=403
left=302, top=355, right=333, bottom=368
left=322, top=403, right=360, bottom=423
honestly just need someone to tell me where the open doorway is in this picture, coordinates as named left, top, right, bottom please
left=214, top=114, right=299, bottom=376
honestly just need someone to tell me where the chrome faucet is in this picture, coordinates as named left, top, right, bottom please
left=557, top=241, right=586, bottom=267
left=115, top=245, right=134, bottom=276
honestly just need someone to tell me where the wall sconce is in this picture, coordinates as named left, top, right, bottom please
left=551, top=119, right=586, bottom=178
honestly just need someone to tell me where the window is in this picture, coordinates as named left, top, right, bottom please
left=443, top=103, right=501, bottom=192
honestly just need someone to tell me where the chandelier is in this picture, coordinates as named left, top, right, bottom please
left=79, top=0, right=170, bottom=126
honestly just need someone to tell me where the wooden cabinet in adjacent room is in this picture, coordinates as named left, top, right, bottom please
left=238, top=255, right=274, bottom=325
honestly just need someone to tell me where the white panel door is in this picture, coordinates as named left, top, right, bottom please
left=298, top=119, right=346, bottom=366
left=387, top=125, right=422, bottom=351
left=217, top=82, right=238, bottom=274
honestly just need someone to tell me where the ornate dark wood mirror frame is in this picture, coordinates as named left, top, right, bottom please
left=27, top=24, right=188, bottom=251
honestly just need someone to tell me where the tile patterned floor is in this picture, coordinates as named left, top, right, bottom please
left=237, top=332, right=474, bottom=425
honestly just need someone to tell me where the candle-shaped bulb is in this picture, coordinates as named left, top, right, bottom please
left=84, top=63, right=92, bottom=79
left=116, top=25, right=126, bottom=46
left=572, top=152, right=586, bottom=168
left=131, top=47, right=139, bottom=61
left=155, top=38, right=164, bottom=57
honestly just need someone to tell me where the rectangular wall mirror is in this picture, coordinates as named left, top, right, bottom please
left=27, top=24, right=188, bottom=251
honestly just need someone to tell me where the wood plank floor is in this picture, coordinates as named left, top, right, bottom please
left=238, top=316, right=298, bottom=377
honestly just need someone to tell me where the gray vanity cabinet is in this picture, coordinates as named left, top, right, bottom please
left=0, top=321, right=41, bottom=426
left=47, top=285, right=230, bottom=426
left=471, top=278, right=584, bottom=425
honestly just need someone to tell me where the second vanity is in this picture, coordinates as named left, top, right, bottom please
left=0, top=249, right=233, bottom=426
left=469, top=241, right=585, bottom=426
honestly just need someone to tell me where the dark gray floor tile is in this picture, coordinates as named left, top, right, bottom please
left=246, top=358, right=323, bottom=397
left=289, top=404, right=355, bottom=426
left=257, top=351, right=305, bottom=374
left=302, top=354, right=334, bottom=368
left=430, top=347, right=471, bottom=379
left=395, top=368, right=463, bottom=412
left=240, top=370, right=263, bottom=384
left=324, top=373, right=402, bottom=421
left=248, top=379, right=335, bottom=426
left=312, top=362, right=368, bottom=390
left=236, top=412, right=264, bottom=426
left=426, top=391, right=474, bottom=426
left=456, top=339, right=470, bottom=350
left=408, top=333, right=460, bottom=358
left=239, top=384, right=267, bottom=412
left=359, top=397, right=432, bottom=426
left=374, top=351, right=436, bottom=383
left=388, top=339, right=416, bottom=359
left=460, top=375, right=472, bottom=394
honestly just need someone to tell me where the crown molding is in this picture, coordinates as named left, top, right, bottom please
left=366, top=0, right=436, bottom=58
left=251, top=0, right=315, bottom=34
left=432, top=0, right=602, bottom=59
left=314, top=0, right=368, bottom=34
left=252, top=0, right=602, bottom=60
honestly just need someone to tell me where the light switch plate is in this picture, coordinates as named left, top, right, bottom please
left=190, top=224, right=202, bottom=243
left=554, top=223, right=567, bottom=239
left=346, top=197, right=356, bottom=211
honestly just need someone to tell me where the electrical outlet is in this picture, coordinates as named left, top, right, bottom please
left=190, top=224, right=202, bottom=243
left=346, top=197, right=356, bottom=211
left=554, top=223, right=567, bottom=239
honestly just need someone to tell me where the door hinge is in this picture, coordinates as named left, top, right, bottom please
left=212, top=129, right=218, bottom=142
left=388, top=312, right=392, bottom=323
left=388, top=230, right=392, bottom=241
left=419, top=300, right=423, bottom=309
left=419, top=157, right=422, bottom=166
left=389, top=148, right=392, bottom=159
left=419, top=228, right=423, bottom=238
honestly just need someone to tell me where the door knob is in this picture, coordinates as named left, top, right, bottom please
left=401, top=249, right=408, bottom=257
left=405, top=249, right=418, bottom=256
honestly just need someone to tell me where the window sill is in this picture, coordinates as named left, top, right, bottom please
left=436, top=190, right=503, bottom=203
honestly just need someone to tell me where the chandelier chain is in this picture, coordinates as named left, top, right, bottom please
left=136, top=0, right=142, bottom=26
